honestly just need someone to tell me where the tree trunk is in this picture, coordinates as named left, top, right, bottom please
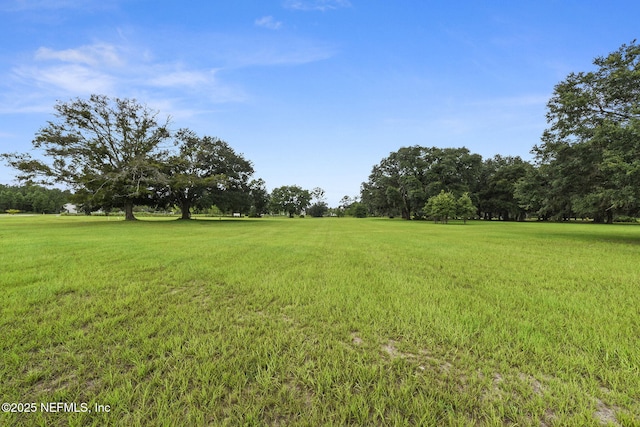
left=124, top=202, right=136, bottom=221
left=180, top=200, right=191, bottom=220
left=401, top=207, right=410, bottom=220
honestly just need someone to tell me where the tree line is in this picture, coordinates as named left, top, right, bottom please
left=2, top=41, right=639, bottom=223
left=0, top=184, right=71, bottom=214
left=359, top=147, right=536, bottom=221
left=1, top=95, right=324, bottom=220
left=360, top=41, right=640, bottom=223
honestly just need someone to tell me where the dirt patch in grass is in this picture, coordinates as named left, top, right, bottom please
left=594, top=398, right=621, bottom=426
left=351, top=332, right=363, bottom=345
left=518, top=372, right=545, bottom=396
left=382, top=340, right=400, bottom=357
left=380, top=339, right=454, bottom=374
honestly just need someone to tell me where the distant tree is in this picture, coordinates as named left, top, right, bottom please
left=477, top=155, right=532, bottom=221
left=1, top=94, right=171, bottom=220
left=308, top=202, right=329, bottom=217
left=361, top=146, right=482, bottom=219
left=307, top=187, right=328, bottom=217
left=311, top=187, right=326, bottom=203
left=335, top=195, right=357, bottom=217
left=0, top=184, right=71, bottom=213
left=425, top=190, right=457, bottom=223
left=347, top=202, right=367, bottom=218
left=269, top=185, right=312, bottom=218
left=248, top=179, right=270, bottom=216
left=513, top=164, right=562, bottom=221
left=456, top=192, right=476, bottom=224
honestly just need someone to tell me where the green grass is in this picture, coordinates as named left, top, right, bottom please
left=1, top=215, right=639, bottom=426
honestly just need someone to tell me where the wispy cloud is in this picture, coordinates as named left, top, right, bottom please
left=18, top=43, right=126, bottom=95
left=0, top=0, right=116, bottom=12
left=148, top=70, right=215, bottom=88
left=143, top=67, right=247, bottom=104
left=227, top=41, right=335, bottom=67
left=1, top=41, right=247, bottom=118
left=255, top=16, right=282, bottom=30
left=203, top=33, right=336, bottom=68
left=1, top=30, right=333, bottom=119
left=283, top=0, right=351, bottom=12
left=13, top=64, right=116, bottom=94
left=35, top=44, right=124, bottom=67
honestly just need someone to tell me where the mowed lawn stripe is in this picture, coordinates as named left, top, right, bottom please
left=1, top=216, right=638, bottom=426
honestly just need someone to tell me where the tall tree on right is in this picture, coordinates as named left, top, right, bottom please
left=533, top=41, right=640, bottom=222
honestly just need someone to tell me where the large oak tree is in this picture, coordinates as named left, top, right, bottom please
left=270, top=185, right=311, bottom=218
left=2, top=95, right=171, bottom=220
left=159, top=129, right=254, bottom=220
left=361, top=146, right=482, bottom=219
left=533, top=41, right=640, bottom=222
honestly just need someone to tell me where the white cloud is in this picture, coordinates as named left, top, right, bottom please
left=13, top=64, right=115, bottom=94
left=12, top=43, right=125, bottom=95
left=2, top=40, right=247, bottom=118
left=143, top=68, right=248, bottom=105
left=283, top=0, right=351, bottom=11
left=1, top=0, right=117, bottom=12
left=255, top=16, right=282, bottom=30
left=1, top=30, right=332, bottom=120
left=35, top=44, right=124, bottom=67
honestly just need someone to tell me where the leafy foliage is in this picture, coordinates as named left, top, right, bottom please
left=270, top=185, right=312, bottom=218
left=2, top=95, right=262, bottom=221
left=424, top=190, right=457, bottom=223
left=158, top=129, right=254, bottom=220
left=5, top=45, right=640, bottom=227
left=2, top=95, right=171, bottom=220
left=456, top=192, right=476, bottom=223
left=533, top=41, right=640, bottom=222
left=477, top=155, right=532, bottom=221
left=248, top=179, right=270, bottom=216
left=348, top=202, right=367, bottom=218
left=308, top=202, right=329, bottom=217
left=0, top=184, right=71, bottom=214
left=361, top=146, right=482, bottom=219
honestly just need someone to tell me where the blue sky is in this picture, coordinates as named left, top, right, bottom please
left=1, top=0, right=639, bottom=206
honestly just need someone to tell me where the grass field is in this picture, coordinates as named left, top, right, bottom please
left=1, top=215, right=639, bottom=426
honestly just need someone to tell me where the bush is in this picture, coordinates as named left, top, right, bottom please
left=308, top=202, right=328, bottom=218
left=346, top=202, right=367, bottom=218
left=248, top=207, right=262, bottom=218
left=614, top=215, right=638, bottom=223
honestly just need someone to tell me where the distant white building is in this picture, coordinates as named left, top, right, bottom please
left=63, top=203, right=77, bottom=214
